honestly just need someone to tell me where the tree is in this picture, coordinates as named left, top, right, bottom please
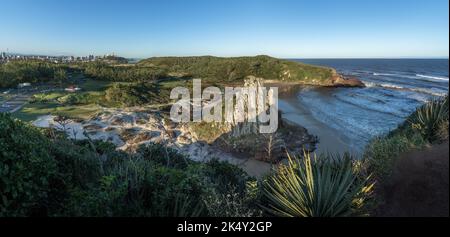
left=54, top=68, right=67, bottom=87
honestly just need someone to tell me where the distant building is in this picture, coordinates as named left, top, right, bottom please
left=65, top=85, right=81, bottom=93
left=18, top=83, right=31, bottom=88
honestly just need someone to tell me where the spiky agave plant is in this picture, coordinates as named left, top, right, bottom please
left=262, top=152, right=374, bottom=217
left=410, top=96, right=449, bottom=142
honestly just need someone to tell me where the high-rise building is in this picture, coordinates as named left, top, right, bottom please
left=1, top=52, right=6, bottom=59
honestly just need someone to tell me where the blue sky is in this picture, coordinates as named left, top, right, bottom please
left=0, top=0, right=448, bottom=58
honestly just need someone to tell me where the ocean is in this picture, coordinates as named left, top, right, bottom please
left=282, top=59, right=449, bottom=154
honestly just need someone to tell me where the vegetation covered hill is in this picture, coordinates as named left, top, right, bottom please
left=1, top=55, right=340, bottom=89
left=364, top=96, right=449, bottom=216
left=137, top=55, right=335, bottom=84
left=0, top=60, right=68, bottom=88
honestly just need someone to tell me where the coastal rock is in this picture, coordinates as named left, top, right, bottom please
left=330, top=75, right=365, bottom=87
left=132, top=131, right=160, bottom=143
left=110, top=114, right=135, bottom=126
left=83, top=123, right=104, bottom=131
left=120, top=127, right=142, bottom=142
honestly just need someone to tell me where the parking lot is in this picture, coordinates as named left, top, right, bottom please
left=0, top=93, right=31, bottom=113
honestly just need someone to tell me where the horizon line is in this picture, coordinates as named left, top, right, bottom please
left=2, top=51, right=449, bottom=60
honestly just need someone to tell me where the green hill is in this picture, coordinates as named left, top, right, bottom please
left=137, top=55, right=336, bottom=84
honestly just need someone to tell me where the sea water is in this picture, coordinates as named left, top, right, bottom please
left=287, top=59, right=449, bottom=154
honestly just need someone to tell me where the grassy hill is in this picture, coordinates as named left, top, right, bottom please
left=137, top=55, right=335, bottom=84
left=1, top=56, right=338, bottom=89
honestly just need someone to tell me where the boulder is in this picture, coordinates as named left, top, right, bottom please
left=331, top=75, right=365, bottom=87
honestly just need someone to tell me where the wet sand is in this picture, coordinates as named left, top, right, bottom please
left=278, top=86, right=357, bottom=156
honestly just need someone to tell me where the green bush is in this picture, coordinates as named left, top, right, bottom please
left=364, top=133, right=427, bottom=180
left=1, top=114, right=258, bottom=217
left=137, top=143, right=192, bottom=169
left=104, top=82, right=170, bottom=106
left=0, top=60, right=69, bottom=88
left=363, top=96, right=448, bottom=181
left=57, top=93, right=100, bottom=105
left=0, top=113, right=57, bottom=216
left=201, top=158, right=250, bottom=194
left=262, top=152, right=374, bottom=217
left=204, top=183, right=262, bottom=217
left=83, top=62, right=166, bottom=82
left=409, top=96, right=449, bottom=142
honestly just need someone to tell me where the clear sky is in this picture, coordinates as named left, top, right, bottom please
left=0, top=0, right=448, bottom=58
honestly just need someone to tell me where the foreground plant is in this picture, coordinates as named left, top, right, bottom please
left=262, top=152, right=374, bottom=217
left=410, top=96, right=449, bottom=142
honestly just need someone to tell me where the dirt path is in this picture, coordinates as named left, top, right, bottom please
left=376, top=142, right=449, bottom=217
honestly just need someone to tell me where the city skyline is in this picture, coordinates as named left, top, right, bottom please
left=1, top=0, right=449, bottom=58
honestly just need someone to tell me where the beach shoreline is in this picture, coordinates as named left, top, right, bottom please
left=276, top=84, right=360, bottom=156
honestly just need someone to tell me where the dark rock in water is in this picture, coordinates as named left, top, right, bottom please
left=330, top=75, right=365, bottom=87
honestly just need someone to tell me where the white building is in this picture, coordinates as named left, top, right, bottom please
left=18, top=83, right=31, bottom=88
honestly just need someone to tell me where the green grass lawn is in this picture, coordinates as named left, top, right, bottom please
left=11, top=78, right=173, bottom=122
left=12, top=102, right=101, bottom=122
left=158, top=77, right=192, bottom=89
left=80, top=79, right=113, bottom=91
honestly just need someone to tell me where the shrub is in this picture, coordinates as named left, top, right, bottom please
left=57, top=93, right=98, bottom=105
left=0, top=113, right=322, bottom=217
left=0, top=60, right=67, bottom=88
left=201, top=158, right=250, bottom=194
left=204, top=184, right=262, bottom=217
left=137, top=143, right=192, bottom=169
left=0, top=113, right=57, bottom=216
left=262, top=152, right=374, bottom=217
left=364, top=133, right=427, bottom=180
left=104, top=82, right=170, bottom=106
left=0, top=114, right=213, bottom=217
left=409, top=96, right=449, bottom=142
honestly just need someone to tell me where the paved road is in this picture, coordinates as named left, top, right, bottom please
left=0, top=94, right=31, bottom=113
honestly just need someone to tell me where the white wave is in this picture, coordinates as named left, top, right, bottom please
left=362, top=81, right=404, bottom=89
left=362, top=81, right=447, bottom=97
left=410, top=88, right=447, bottom=97
left=362, top=81, right=377, bottom=88
left=416, top=74, right=449, bottom=81
left=373, top=73, right=397, bottom=76
left=373, top=72, right=420, bottom=80
left=379, top=83, right=404, bottom=89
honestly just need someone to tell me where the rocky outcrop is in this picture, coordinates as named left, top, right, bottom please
left=330, top=75, right=365, bottom=87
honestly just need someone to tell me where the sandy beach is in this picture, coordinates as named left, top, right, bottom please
left=277, top=85, right=358, bottom=156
